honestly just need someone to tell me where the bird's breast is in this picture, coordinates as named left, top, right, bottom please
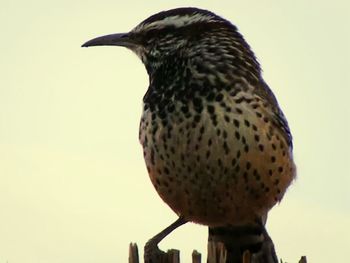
left=139, top=89, right=295, bottom=226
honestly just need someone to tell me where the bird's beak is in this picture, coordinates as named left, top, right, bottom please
left=81, top=32, right=134, bottom=48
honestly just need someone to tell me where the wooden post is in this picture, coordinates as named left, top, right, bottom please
left=207, top=241, right=226, bottom=263
left=192, top=250, right=201, bottom=263
left=128, top=242, right=307, bottom=263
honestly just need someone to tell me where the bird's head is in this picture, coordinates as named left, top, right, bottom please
left=82, top=7, right=260, bottom=79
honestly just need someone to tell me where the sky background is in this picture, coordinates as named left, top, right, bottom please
left=0, top=0, right=349, bottom=262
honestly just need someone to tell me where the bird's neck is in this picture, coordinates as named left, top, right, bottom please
left=143, top=54, right=188, bottom=109
left=144, top=46, right=261, bottom=102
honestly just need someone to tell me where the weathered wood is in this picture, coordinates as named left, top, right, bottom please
left=192, top=250, right=201, bottom=263
left=242, top=250, right=251, bottom=263
left=143, top=246, right=180, bottom=263
left=128, top=241, right=306, bottom=263
left=167, top=249, right=180, bottom=263
left=207, top=241, right=226, bottom=263
left=129, top=243, right=139, bottom=263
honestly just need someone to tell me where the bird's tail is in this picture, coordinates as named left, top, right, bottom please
left=208, top=224, right=278, bottom=263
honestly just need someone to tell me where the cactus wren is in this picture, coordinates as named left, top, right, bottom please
left=83, top=7, right=296, bottom=262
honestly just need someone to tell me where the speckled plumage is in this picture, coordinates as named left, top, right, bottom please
left=136, top=8, right=295, bottom=227
left=83, top=7, right=296, bottom=262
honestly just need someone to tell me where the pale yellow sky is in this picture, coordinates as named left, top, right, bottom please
left=0, top=0, right=349, bottom=262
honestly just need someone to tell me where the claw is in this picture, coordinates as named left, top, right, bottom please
left=144, top=217, right=187, bottom=263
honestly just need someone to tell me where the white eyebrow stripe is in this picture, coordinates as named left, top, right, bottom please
left=133, top=13, right=216, bottom=33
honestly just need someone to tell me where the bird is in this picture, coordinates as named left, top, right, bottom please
left=82, top=7, right=296, bottom=263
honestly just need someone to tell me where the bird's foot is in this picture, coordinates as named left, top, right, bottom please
left=144, top=238, right=167, bottom=263
left=144, top=239, right=180, bottom=263
left=144, top=217, right=187, bottom=263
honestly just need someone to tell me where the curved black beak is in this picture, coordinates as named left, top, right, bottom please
left=81, top=33, right=133, bottom=48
